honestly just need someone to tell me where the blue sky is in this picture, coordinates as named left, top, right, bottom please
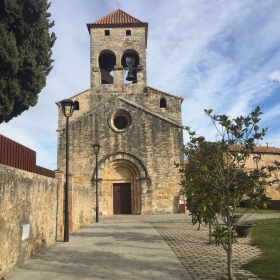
left=1, top=0, right=280, bottom=169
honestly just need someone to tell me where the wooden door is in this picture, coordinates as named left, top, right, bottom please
left=113, top=183, right=131, bottom=214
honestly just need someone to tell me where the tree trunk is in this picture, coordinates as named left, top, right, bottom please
left=225, top=184, right=234, bottom=280
left=227, top=248, right=235, bottom=280
left=209, top=223, right=212, bottom=244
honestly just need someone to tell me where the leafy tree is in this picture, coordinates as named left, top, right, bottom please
left=179, top=139, right=224, bottom=242
left=0, top=0, right=56, bottom=123
left=177, top=106, right=280, bottom=280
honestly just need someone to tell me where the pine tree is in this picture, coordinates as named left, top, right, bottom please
left=0, top=0, right=56, bottom=123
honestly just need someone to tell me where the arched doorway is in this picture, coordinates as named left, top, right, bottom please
left=101, top=159, right=141, bottom=215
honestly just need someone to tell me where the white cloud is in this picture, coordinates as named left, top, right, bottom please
left=268, top=70, right=280, bottom=83
left=1, top=0, right=280, bottom=169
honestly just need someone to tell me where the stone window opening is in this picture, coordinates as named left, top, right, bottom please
left=99, top=50, right=116, bottom=84
left=160, top=98, right=167, bottom=108
left=126, top=30, right=131, bottom=36
left=114, top=116, right=128, bottom=130
left=121, top=49, right=139, bottom=84
left=74, top=101, right=79, bottom=110
left=108, top=109, right=132, bottom=132
left=105, top=30, right=110, bottom=36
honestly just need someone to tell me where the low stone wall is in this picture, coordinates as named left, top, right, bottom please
left=72, top=183, right=94, bottom=230
left=55, top=171, right=94, bottom=239
left=0, top=166, right=95, bottom=277
left=0, top=164, right=58, bottom=278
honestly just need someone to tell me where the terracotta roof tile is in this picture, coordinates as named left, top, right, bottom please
left=252, top=145, right=280, bottom=154
left=87, top=9, right=148, bottom=46
left=92, top=9, right=143, bottom=25
left=184, top=145, right=280, bottom=165
left=229, top=144, right=280, bottom=154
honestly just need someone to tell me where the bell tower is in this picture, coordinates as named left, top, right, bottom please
left=87, top=9, right=148, bottom=94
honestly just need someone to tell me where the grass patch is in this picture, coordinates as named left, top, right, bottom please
left=234, top=207, right=280, bottom=214
left=241, top=218, right=280, bottom=280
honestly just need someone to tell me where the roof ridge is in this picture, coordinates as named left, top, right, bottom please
left=229, top=144, right=280, bottom=154
left=92, top=9, right=143, bottom=25
left=117, top=97, right=182, bottom=127
left=61, top=96, right=182, bottom=128
left=117, top=9, right=143, bottom=23
left=147, top=86, right=184, bottom=103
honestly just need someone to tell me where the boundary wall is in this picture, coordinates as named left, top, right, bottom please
left=0, top=164, right=58, bottom=277
left=55, top=171, right=94, bottom=239
left=0, top=165, right=94, bottom=278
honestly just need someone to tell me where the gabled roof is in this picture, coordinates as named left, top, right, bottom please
left=64, top=96, right=183, bottom=129
left=62, top=87, right=184, bottom=107
left=231, top=145, right=280, bottom=155
left=253, top=145, right=280, bottom=154
left=87, top=9, right=148, bottom=46
left=117, top=97, right=182, bottom=127
left=224, top=144, right=280, bottom=155
left=92, top=9, right=143, bottom=25
left=147, top=86, right=184, bottom=103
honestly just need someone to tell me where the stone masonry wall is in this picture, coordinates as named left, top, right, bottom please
left=62, top=102, right=183, bottom=180
left=245, top=153, right=280, bottom=200
left=63, top=88, right=182, bottom=126
left=55, top=171, right=94, bottom=239
left=0, top=166, right=94, bottom=277
left=71, top=183, right=94, bottom=231
left=0, top=164, right=58, bottom=278
left=90, top=26, right=147, bottom=93
left=57, top=95, right=184, bottom=215
left=56, top=89, right=91, bottom=131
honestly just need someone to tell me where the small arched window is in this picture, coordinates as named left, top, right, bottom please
left=74, top=101, right=79, bottom=110
left=160, top=98, right=166, bottom=108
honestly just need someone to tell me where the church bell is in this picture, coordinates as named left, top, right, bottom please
left=126, top=56, right=135, bottom=82
left=126, top=69, right=135, bottom=81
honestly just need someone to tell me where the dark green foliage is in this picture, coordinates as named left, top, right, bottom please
left=0, top=0, right=56, bottom=123
left=178, top=140, right=224, bottom=227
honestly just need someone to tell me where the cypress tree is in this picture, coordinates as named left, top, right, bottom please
left=0, top=0, right=56, bottom=123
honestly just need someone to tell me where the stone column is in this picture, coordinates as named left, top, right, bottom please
left=114, top=66, right=124, bottom=92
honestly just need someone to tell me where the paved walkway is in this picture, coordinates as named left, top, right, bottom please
left=5, top=213, right=280, bottom=280
left=152, top=212, right=280, bottom=280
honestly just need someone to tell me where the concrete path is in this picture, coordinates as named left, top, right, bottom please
left=6, top=214, right=192, bottom=280
left=5, top=213, right=280, bottom=280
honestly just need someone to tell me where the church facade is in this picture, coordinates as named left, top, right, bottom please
left=56, top=9, right=184, bottom=215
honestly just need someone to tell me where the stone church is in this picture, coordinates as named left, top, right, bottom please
left=56, top=9, right=184, bottom=215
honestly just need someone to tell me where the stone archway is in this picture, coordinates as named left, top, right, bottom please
left=101, top=159, right=141, bottom=215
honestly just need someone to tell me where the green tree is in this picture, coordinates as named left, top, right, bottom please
left=0, top=0, right=56, bottom=123
left=177, top=106, right=280, bottom=280
left=178, top=139, right=223, bottom=240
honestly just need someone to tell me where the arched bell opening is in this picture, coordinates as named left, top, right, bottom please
left=99, top=50, right=116, bottom=84
left=121, top=49, right=139, bottom=84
